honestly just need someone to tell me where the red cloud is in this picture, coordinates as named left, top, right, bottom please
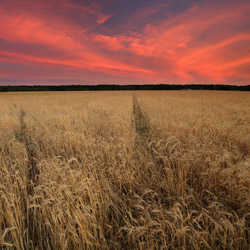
left=93, top=1, right=250, bottom=83
left=97, top=14, right=113, bottom=24
left=0, top=8, right=155, bottom=82
left=0, top=0, right=249, bottom=84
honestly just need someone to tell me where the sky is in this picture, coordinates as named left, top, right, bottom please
left=0, top=0, right=250, bottom=85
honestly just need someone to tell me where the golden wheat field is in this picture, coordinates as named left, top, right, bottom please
left=0, top=90, right=250, bottom=250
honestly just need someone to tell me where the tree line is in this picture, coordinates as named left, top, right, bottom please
left=0, top=84, right=249, bottom=92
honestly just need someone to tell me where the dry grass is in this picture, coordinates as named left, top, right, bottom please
left=0, top=90, right=249, bottom=249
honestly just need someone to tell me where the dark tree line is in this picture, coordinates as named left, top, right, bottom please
left=0, top=84, right=249, bottom=92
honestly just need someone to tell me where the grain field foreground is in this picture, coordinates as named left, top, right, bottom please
left=0, top=91, right=249, bottom=249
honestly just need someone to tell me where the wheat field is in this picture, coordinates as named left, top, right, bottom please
left=0, top=90, right=249, bottom=249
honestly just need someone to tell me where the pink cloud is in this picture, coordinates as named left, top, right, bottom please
left=0, top=8, right=156, bottom=81
left=97, top=14, right=113, bottom=24
left=93, top=1, right=250, bottom=83
left=0, top=0, right=249, bottom=84
left=135, top=2, right=169, bottom=19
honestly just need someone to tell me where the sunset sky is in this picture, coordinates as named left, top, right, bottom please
left=0, top=0, right=250, bottom=85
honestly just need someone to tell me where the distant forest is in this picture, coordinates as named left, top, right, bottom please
left=0, top=84, right=249, bottom=92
